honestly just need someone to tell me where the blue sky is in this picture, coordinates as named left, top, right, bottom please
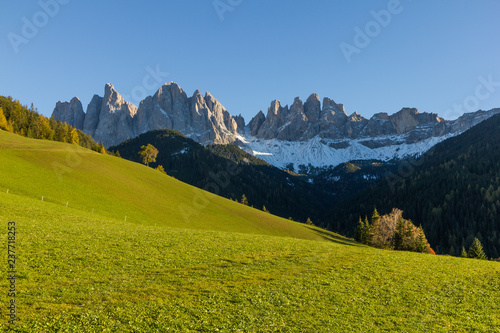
left=1, top=0, right=499, bottom=122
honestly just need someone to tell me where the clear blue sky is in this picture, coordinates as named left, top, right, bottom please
left=1, top=0, right=499, bottom=122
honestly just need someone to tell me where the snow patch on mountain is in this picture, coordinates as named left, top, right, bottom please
left=239, top=131, right=455, bottom=169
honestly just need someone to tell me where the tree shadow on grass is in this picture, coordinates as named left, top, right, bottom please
left=304, top=225, right=362, bottom=247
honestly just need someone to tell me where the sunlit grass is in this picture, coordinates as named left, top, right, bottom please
left=1, top=194, right=499, bottom=332
left=1, top=131, right=499, bottom=332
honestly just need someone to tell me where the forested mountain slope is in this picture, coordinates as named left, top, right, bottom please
left=331, top=114, right=500, bottom=257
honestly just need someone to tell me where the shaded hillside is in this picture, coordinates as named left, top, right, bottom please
left=300, top=160, right=399, bottom=203
left=111, top=130, right=333, bottom=224
left=331, top=113, right=500, bottom=257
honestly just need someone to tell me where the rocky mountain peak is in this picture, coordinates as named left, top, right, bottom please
left=389, top=107, right=420, bottom=134
left=304, top=94, right=321, bottom=123
left=248, top=110, right=265, bottom=136
left=52, top=82, right=242, bottom=147
left=290, top=97, right=304, bottom=114
left=322, top=97, right=346, bottom=114
left=51, top=97, right=85, bottom=130
left=348, top=112, right=365, bottom=122
left=234, top=114, right=245, bottom=132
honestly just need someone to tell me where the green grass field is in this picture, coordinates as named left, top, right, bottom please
left=0, top=130, right=334, bottom=241
left=1, top=131, right=500, bottom=332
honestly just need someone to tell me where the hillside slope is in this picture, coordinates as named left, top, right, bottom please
left=111, top=129, right=332, bottom=224
left=0, top=130, right=334, bottom=241
left=331, top=114, right=500, bottom=257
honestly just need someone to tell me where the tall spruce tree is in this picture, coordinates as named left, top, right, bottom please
left=468, top=237, right=487, bottom=260
left=355, top=217, right=365, bottom=243
left=371, top=208, right=380, bottom=226
left=363, top=216, right=371, bottom=245
left=392, top=216, right=405, bottom=250
left=416, top=226, right=429, bottom=253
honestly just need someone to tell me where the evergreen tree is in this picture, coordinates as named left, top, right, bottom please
left=263, top=205, right=270, bottom=213
left=363, top=216, right=371, bottom=245
left=460, top=247, right=468, bottom=258
left=468, top=237, right=487, bottom=260
left=306, top=217, right=314, bottom=226
left=416, top=226, right=429, bottom=253
left=371, top=208, right=380, bottom=225
left=369, top=208, right=381, bottom=246
left=355, top=217, right=365, bottom=243
left=240, top=194, right=248, bottom=206
left=392, top=216, right=405, bottom=250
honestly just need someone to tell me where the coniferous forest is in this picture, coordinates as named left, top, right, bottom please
left=331, top=114, right=500, bottom=258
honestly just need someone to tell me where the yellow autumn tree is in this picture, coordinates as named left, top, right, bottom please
left=69, top=128, right=79, bottom=145
left=0, top=107, right=8, bottom=130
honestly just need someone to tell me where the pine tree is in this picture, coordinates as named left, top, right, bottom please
left=392, top=216, right=405, bottom=250
left=371, top=208, right=380, bottom=226
left=416, top=226, right=429, bottom=253
left=369, top=208, right=381, bottom=246
left=263, top=205, right=270, bottom=213
left=306, top=218, right=314, bottom=226
left=355, top=217, right=364, bottom=243
left=460, top=246, right=468, bottom=258
left=363, top=216, right=371, bottom=245
left=240, top=194, right=248, bottom=206
left=468, top=237, right=487, bottom=260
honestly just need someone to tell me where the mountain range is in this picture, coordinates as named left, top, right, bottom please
left=52, top=82, right=500, bottom=167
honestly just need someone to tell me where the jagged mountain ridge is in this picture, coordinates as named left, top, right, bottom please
left=52, top=83, right=240, bottom=147
left=52, top=82, right=500, bottom=167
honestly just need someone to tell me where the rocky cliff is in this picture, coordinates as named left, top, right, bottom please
left=52, top=82, right=240, bottom=147
left=248, top=94, right=451, bottom=143
left=51, top=97, right=85, bottom=130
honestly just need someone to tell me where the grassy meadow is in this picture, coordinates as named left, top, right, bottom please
left=1, top=130, right=499, bottom=332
